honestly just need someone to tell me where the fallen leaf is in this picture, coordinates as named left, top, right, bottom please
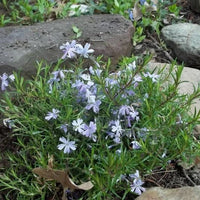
left=33, top=168, right=93, bottom=199
left=132, top=2, right=143, bottom=21
left=131, top=0, right=158, bottom=22
left=33, top=156, right=93, bottom=200
left=50, top=0, right=66, bottom=16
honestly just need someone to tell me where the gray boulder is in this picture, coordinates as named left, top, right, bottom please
left=0, top=14, right=134, bottom=78
left=161, top=23, right=200, bottom=67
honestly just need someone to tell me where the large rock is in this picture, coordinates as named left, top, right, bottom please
left=0, top=14, right=134, bottom=77
left=136, top=186, right=200, bottom=200
left=161, top=23, right=200, bottom=67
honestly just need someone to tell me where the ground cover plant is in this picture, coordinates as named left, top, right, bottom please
left=0, top=40, right=200, bottom=199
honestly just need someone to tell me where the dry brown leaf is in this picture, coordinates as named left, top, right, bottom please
left=50, top=0, right=66, bottom=16
left=131, top=0, right=158, bottom=21
left=132, top=2, right=143, bottom=21
left=33, top=167, right=93, bottom=200
left=33, top=156, right=93, bottom=200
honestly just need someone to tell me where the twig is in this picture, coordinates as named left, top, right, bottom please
left=182, top=168, right=196, bottom=186
left=146, top=31, right=174, bottom=62
left=144, top=178, right=161, bottom=187
left=157, top=174, right=167, bottom=184
left=144, top=169, right=177, bottom=176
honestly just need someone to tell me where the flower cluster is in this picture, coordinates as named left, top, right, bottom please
left=44, top=112, right=98, bottom=153
left=72, top=118, right=97, bottom=142
left=71, top=72, right=102, bottom=113
left=56, top=119, right=97, bottom=154
left=22, top=40, right=161, bottom=197
left=43, top=41, right=160, bottom=157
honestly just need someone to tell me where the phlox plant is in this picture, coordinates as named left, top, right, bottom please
left=0, top=41, right=200, bottom=200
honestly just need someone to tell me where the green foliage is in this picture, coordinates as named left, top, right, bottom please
left=101, top=0, right=133, bottom=15
left=72, top=25, right=82, bottom=38
left=0, top=53, right=200, bottom=199
left=0, top=15, right=11, bottom=27
left=132, top=26, right=146, bottom=46
left=168, top=3, right=180, bottom=16
left=131, top=0, right=184, bottom=45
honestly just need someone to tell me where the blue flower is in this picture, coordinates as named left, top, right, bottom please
left=89, top=66, right=102, bottom=77
left=72, top=118, right=85, bottom=133
left=128, top=9, right=134, bottom=21
left=72, top=80, right=90, bottom=96
left=144, top=72, right=159, bottom=82
left=119, top=105, right=131, bottom=116
left=130, top=179, right=145, bottom=195
left=81, top=121, right=97, bottom=142
left=45, top=108, right=60, bottom=121
left=111, top=120, right=123, bottom=138
left=130, top=170, right=145, bottom=195
left=85, top=92, right=101, bottom=113
left=60, top=124, right=68, bottom=133
left=127, top=61, right=136, bottom=71
left=133, top=75, right=142, bottom=83
left=75, top=43, right=94, bottom=58
left=57, top=137, right=77, bottom=154
left=47, top=77, right=60, bottom=93
left=129, top=170, right=140, bottom=180
left=60, top=40, right=77, bottom=59
left=85, top=99, right=101, bottom=113
left=105, top=77, right=118, bottom=88
left=51, top=69, right=72, bottom=80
